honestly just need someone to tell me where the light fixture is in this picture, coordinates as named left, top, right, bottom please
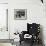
left=41, top=0, right=43, bottom=3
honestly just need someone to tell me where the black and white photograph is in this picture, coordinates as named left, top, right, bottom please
left=14, top=9, right=27, bottom=20
left=0, top=0, right=46, bottom=46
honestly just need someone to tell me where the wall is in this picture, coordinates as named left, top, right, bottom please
left=8, top=0, right=46, bottom=45
left=0, top=0, right=8, bottom=3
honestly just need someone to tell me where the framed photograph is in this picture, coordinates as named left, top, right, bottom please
left=14, top=9, right=27, bottom=20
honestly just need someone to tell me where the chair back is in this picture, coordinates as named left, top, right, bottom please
left=27, top=23, right=40, bottom=36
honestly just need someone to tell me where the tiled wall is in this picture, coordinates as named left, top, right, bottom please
left=8, top=0, right=46, bottom=45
